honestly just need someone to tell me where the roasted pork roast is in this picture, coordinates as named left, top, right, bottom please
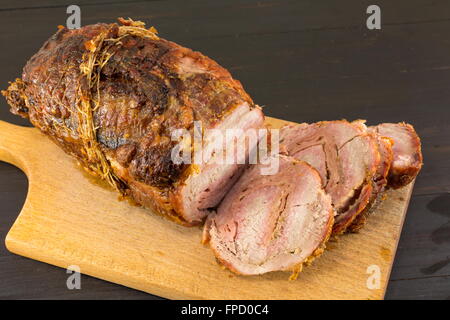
left=2, top=18, right=423, bottom=277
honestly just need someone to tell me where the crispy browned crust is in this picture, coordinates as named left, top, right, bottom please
left=2, top=19, right=256, bottom=225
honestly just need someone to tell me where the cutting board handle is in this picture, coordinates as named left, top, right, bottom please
left=0, top=120, right=36, bottom=173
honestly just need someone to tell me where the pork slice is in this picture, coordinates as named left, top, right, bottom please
left=280, top=120, right=380, bottom=234
left=371, top=123, right=423, bottom=188
left=348, top=134, right=393, bottom=232
left=203, top=155, right=334, bottom=276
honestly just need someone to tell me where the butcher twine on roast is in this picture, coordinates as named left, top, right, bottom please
left=2, top=18, right=265, bottom=225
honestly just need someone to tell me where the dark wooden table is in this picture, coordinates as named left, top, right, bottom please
left=0, top=0, right=449, bottom=300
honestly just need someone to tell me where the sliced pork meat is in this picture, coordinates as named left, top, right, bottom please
left=2, top=19, right=265, bottom=225
left=203, top=155, right=334, bottom=276
left=280, top=120, right=380, bottom=234
left=170, top=104, right=264, bottom=223
left=370, top=123, right=423, bottom=189
left=348, top=134, right=393, bottom=232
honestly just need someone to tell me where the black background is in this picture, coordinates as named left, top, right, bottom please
left=0, top=0, right=449, bottom=299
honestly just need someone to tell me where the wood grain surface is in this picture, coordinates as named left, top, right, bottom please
left=0, top=0, right=449, bottom=300
left=0, top=118, right=413, bottom=300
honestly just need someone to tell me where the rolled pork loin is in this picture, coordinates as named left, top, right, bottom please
left=2, top=19, right=265, bottom=226
left=202, top=155, right=334, bottom=276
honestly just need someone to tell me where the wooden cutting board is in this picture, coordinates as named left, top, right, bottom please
left=0, top=117, right=413, bottom=300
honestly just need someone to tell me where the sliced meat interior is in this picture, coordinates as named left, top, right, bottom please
left=370, top=123, right=423, bottom=189
left=171, top=103, right=265, bottom=223
left=203, top=155, right=334, bottom=276
left=279, top=120, right=380, bottom=234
